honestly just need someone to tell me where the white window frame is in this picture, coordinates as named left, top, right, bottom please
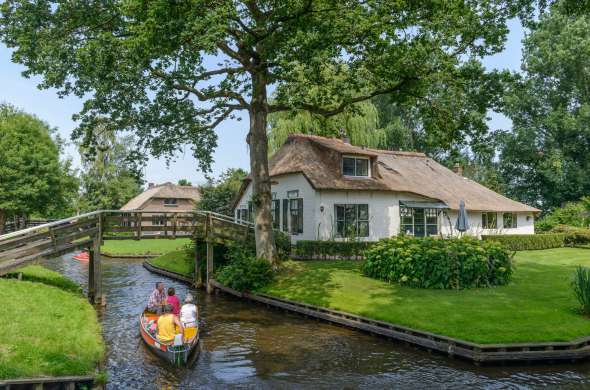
left=342, top=155, right=371, bottom=177
left=503, top=212, right=518, bottom=229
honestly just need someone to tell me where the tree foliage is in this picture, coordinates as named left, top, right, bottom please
left=196, top=168, right=247, bottom=216
left=77, top=125, right=143, bottom=212
left=1, top=0, right=539, bottom=259
left=0, top=104, right=77, bottom=233
left=500, top=6, right=590, bottom=210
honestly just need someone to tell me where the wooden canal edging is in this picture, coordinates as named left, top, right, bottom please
left=208, top=280, right=590, bottom=365
left=142, top=261, right=195, bottom=285
left=0, top=374, right=97, bottom=389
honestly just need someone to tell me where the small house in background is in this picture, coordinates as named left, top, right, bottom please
left=233, top=134, right=540, bottom=242
left=120, top=182, right=201, bottom=231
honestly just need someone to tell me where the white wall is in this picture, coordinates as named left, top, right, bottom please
left=235, top=173, right=317, bottom=241
left=315, top=190, right=430, bottom=241
left=235, top=172, right=536, bottom=241
left=441, top=210, right=535, bottom=237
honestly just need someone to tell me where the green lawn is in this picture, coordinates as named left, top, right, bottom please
left=260, top=248, right=590, bottom=344
left=6, top=265, right=82, bottom=294
left=101, top=238, right=190, bottom=256
left=148, top=249, right=194, bottom=276
left=0, top=267, right=104, bottom=379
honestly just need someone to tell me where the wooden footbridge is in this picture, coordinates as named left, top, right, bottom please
left=0, top=210, right=253, bottom=303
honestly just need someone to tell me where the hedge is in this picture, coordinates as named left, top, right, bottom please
left=363, top=236, right=513, bottom=289
left=293, top=240, right=374, bottom=260
left=481, top=234, right=567, bottom=251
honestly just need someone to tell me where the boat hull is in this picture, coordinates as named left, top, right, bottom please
left=139, top=311, right=199, bottom=366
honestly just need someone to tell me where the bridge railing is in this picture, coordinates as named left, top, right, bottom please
left=0, top=210, right=254, bottom=277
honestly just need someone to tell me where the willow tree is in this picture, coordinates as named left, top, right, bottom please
left=1, top=0, right=534, bottom=261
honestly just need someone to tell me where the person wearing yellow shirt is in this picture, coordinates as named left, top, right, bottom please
left=157, top=304, right=184, bottom=343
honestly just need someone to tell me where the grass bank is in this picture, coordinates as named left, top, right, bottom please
left=0, top=266, right=104, bottom=379
left=148, top=249, right=194, bottom=277
left=260, top=248, right=590, bottom=344
left=101, top=238, right=189, bottom=256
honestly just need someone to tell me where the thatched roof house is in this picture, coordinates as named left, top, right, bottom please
left=234, top=134, right=539, bottom=241
left=121, top=182, right=201, bottom=213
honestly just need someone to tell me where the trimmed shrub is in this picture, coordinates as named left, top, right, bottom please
left=481, top=234, right=567, bottom=251
left=215, top=244, right=274, bottom=292
left=274, top=230, right=292, bottom=259
left=293, top=240, right=374, bottom=259
left=572, top=266, right=590, bottom=315
left=363, top=236, right=513, bottom=289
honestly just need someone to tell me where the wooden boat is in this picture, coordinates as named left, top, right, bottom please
left=139, top=310, right=199, bottom=366
left=72, top=251, right=89, bottom=262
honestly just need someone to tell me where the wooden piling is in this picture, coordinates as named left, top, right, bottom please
left=206, top=241, right=214, bottom=294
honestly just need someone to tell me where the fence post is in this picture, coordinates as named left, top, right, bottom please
left=172, top=213, right=177, bottom=239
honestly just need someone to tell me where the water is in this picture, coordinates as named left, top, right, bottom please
left=44, top=255, right=590, bottom=389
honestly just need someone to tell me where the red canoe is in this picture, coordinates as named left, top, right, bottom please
left=73, top=251, right=89, bottom=262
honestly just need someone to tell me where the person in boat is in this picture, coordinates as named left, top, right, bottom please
left=157, top=304, right=184, bottom=344
left=180, top=293, right=198, bottom=328
left=166, top=287, right=181, bottom=316
left=147, top=282, right=167, bottom=314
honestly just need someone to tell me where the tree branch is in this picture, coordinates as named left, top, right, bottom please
left=268, top=78, right=417, bottom=117
left=151, top=69, right=249, bottom=108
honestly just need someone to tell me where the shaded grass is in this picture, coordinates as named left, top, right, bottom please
left=6, top=265, right=82, bottom=294
left=260, top=248, right=590, bottom=344
left=148, top=250, right=194, bottom=276
left=101, top=238, right=189, bottom=256
left=0, top=268, right=104, bottom=379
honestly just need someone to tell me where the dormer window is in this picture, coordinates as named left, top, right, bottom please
left=164, top=198, right=178, bottom=206
left=342, top=156, right=370, bottom=177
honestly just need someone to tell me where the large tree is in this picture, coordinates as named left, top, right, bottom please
left=0, top=104, right=78, bottom=233
left=499, top=5, right=590, bottom=211
left=1, top=0, right=536, bottom=261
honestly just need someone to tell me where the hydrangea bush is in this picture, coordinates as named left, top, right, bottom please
left=362, top=236, right=513, bottom=289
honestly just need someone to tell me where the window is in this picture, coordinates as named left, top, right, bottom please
left=399, top=206, right=439, bottom=237
left=237, top=208, right=249, bottom=223
left=335, top=204, right=369, bottom=238
left=289, top=198, right=303, bottom=234
left=342, top=156, right=370, bottom=177
left=271, top=199, right=281, bottom=229
left=152, top=215, right=165, bottom=226
left=164, top=198, right=178, bottom=206
left=482, top=212, right=498, bottom=229
left=121, top=213, right=133, bottom=227
left=287, top=190, right=299, bottom=199
left=248, top=201, right=254, bottom=223
left=503, top=213, right=517, bottom=229
left=282, top=199, right=289, bottom=231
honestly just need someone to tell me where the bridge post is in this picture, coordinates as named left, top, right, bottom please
left=205, top=213, right=214, bottom=294
left=193, top=239, right=202, bottom=288
left=88, top=214, right=103, bottom=305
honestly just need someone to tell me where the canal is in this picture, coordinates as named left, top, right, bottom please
left=44, top=255, right=590, bottom=389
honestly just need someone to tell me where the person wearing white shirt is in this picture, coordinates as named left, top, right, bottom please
left=180, top=293, right=198, bottom=328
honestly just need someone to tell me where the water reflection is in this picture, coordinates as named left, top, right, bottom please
left=43, top=255, right=590, bottom=389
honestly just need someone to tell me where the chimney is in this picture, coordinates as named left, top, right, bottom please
left=452, top=163, right=463, bottom=176
left=148, top=182, right=155, bottom=188
left=339, top=128, right=350, bottom=144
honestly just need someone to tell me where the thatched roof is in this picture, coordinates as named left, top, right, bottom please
left=121, top=183, right=201, bottom=211
left=237, top=134, right=539, bottom=213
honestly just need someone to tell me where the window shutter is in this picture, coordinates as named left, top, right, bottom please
left=282, top=199, right=288, bottom=232
left=297, top=198, right=303, bottom=233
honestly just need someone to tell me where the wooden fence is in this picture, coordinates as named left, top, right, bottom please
left=0, top=210, right=254, bottom=303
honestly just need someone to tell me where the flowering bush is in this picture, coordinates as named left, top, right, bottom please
left=362, top=236, right=513, bottom=289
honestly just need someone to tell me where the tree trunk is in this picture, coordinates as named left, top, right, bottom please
left=248, top=72, right=277, bottom=264
left=0, top=210, right=4, bottom=235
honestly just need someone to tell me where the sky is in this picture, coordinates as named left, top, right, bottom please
left=0, top=19, right=525, bottom=187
